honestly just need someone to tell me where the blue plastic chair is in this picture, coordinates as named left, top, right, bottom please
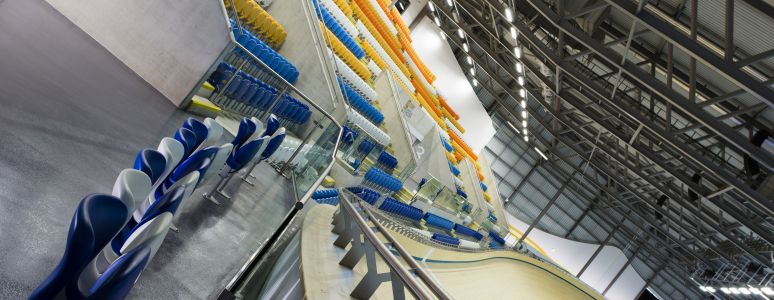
left=205, top=137, right=267, bottom=204
left=182, top=118, right=209, bottom=151
left=174, top=128, right=198, bottom=159
left=30, top=194, right=129, bottom=300
left=132, top=149, right=167, bottom=185
left=259, top=128, right=286, bottom=161
left=86, top=245, right=152, bottom=300
left=231, top=118, right=258, bottom=153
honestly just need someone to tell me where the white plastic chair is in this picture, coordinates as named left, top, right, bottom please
left=198, top=118, right=224, bottom=151
left=202, top=143, right=234, bottom=184
left=113, top=169, right=152, bottom=223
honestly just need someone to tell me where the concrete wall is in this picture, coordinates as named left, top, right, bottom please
left=45, top=0, right=229, bottom=106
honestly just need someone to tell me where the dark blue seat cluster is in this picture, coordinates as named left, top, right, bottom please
left=357, top=139, right=375, bottom=154
left=364, top=167, right=402, bottom=192
left=341, top=126, right=358, bottom=144
left=453, top=224, right=483, bottom=240
left=488, top=211, right=498, bottom=222
left=489, top=241, right=503, bottom=249
left=423, top=213, right=455, bottom=231
left=431, top=233, right=461, bottom=246
left=272, top=95, right=312, bottom=125
left=312, top=188, right=338, bottom=199
left=440, top=137, right=453, bottom=152
left=455, top=186, right=467, bottom=199
left=377, top=151, right=398, bottom=169
left=489, top=231, right=505, bottom=245
left=338, top=78, right=383, bottom=125
left=315, top=196, right=340, bottom=206
left=312, top=2, right=365, bottom=59
left=379, top=197, right=424, bottom=221
left=231, top=21, right=299, bottom=83
left=348, top=187, right=380, bottom=205
left=480, top=182, right=488, bottom=191
left=448, top=162, right=460, bottom=176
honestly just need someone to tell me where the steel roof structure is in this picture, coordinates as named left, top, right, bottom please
left=421, top=0, right=774, bottom=298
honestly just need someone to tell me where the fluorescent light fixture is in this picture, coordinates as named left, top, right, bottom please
left=707, top=287, right=716, bottom=293
left=466, top=56, right=473, bottom=65
left=457, top=28, right=464, bottom=39
left=428, top=2, right=435, bottom=11
left=446, top=0, right=452, bottom=6
left=522, top=128, right=528, bottom=135
left=504, top=7, right=513, bottom=22
left=524, top=135, right=529, bottom=142
left=750, top=287, right=761, bottom=295
left=729, top=287, right=740, bottom=294
left=519, top=88, right=526, bottom=98
left=520, top=100, right=526, bottom=108
left=516, top=62, right=523, bottom=73
left=740, top=288, right=751, bottom=295
left=534, top=147, right=548, bottom=160
left=521, top=120, right=527, bottom=127
left=469, top=67, right=476, bottom=76
left=514, top=46, right=522, bottom=58
left=517, top=76, right=524, bottom=86
left=510, top=26, right=517, bottom=39
left=463, top=42, right=469, bottom=52
left=472, top=78, right=478, bottom=87
left=720, top=287, right=730, bottom=294
left=699, top=286, right=708, bottom=292
left=506, top=120, right=518, bottom=133
left=434, top=17, right=441, bottom=26
left=521, top=111, right=527, bottom=118
left=762, top=287, right=774, bottom=295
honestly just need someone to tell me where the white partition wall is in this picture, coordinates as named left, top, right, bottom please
left=409, top=17, right=495, bottom=155
left=46, top=0, right=229, bottom=106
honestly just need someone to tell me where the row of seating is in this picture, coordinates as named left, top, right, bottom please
left=455, top=186, right=468, bottom=199
left=357, top=138, right=375, bottom=154
left=453, top=223, right=484, bottom=241
left=272, top=95, right=313, bottom=125
left=363, top=166, right=402, bottom=193
left=30, top=117, right=243, bottom=299
left=341, top=125, right=358, bottom=144
left=347, top=186, right=379, bottom=205
left=431, top=233, right=461, bottom=246
left=231, top=23, right=299, bottom=83
left=489, top=231, right=506, bottom=245
left=227, top=0, right=287, bottom=46
left=480, top=182, right=488, bottom=192
left=376, top=151, right=397, bottom=170
left=330, top=49, right=378, bottom=102
left=314, top=0, right=364, bottom=59
left=346, top=109, right=389, bottom=146
left=312, top=188, right=338, bottom=199
left=207, top=115, right=287, bottom=201
left=378, top=197, right=423, bottom=222
left=314, top=195, right=340, bottom=206
left=423, top=212, right=455, bottom=231
left=314, top=0, right=359, bottom=45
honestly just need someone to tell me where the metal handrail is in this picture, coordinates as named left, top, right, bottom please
left=338, top=190, right=443, bottom=300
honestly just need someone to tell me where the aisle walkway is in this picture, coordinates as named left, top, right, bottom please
left=0, top=0, right=295, bottom=298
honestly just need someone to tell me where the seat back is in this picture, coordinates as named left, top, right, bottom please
left=248, top=117, right=265, bottom=141
left=260, top=127, right=286, bottom=161
left=112, top=169, right=152, bottom=222
left=85, top=245, right=152, bottom=300
left=263, top=114, right=280, bottom=137
left=132, top=149, right=167, bottom=185
left=140, top=186, right=186, bottom=227
left=202, top=143, right=234, bottom=183
left=174, top=127, right=198, bottom=159
left=156, top=137, right=185, bottom=181
left=226, top=136, right=266, bottom=171
left=183, top=118, right=209, bottom=151
left=198, top=118, right=224, bottom=151
left=30, top=194, right=129, bottom=300
left=166, top=146, right=217, bottom=188
left=230, top=118, right=257, bottom=153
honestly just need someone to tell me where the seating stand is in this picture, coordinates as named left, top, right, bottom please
left=203, top=168, right=236, bottom=205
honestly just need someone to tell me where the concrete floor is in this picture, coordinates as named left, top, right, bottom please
left=0, top=0, right=295, bottom=298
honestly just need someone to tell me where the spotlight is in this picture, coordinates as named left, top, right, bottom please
left=504, top=7, right=513, bottom=22
left=740, top=287, right=750, bottom=295
left=750, top=287, right=761, bottom=295
left=466, top=56, right=473, bottom=65
left=519, top=88, right=526, bottom=98
left=514, top=46, right=522, bottom=58
left=472, top=78, right=478, bottom=87
left=729, top=287, right=740, bottom=295
left=524, top=135, right=529, bottom=142
left=518, top=76, right=524, bottom=86
left=706, top=287, right=716, bottom=293
left=469, top=67, right=475, bottom=76
left=516, top=62, right=523, bottom=73
left=521, top=111, right=527, bottom=118
left=434, top=17, right=441, bottom=26
left=440, top=31, right=446, bottom=40
left=520, top=100, right=526, bottom=108
left=462, top=43, right=469, bottom=52
left=457, top=28, right=464, bottom=39
left=522, top=128, right=528, bottom=135
left=428, top=2, right=435, bottom=12
left=762, top=287, right=774, bottom=295
left=720, top=287, right=730, bottom=294
left=510, top=26, right=517, bottom=39
left=521, top=120, right=527, bottom=127
left=445, top=0, right=452, bottom=6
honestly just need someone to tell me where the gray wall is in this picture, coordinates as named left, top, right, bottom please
left=45, top=0, right=229, bottom=106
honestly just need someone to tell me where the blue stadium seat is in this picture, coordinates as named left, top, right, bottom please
left=86, top=245, right=152, bottom=299
left=453, top=224, right=483, bottom=240
left=489, top=231, right=505, bottom=245
left=431, top=233, right=461, bottom=246
left=423, top=213, right=455, bottom=231
left=132, top=149, right=167, bottom=185
left=379, top=198, right=423, bottom=221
